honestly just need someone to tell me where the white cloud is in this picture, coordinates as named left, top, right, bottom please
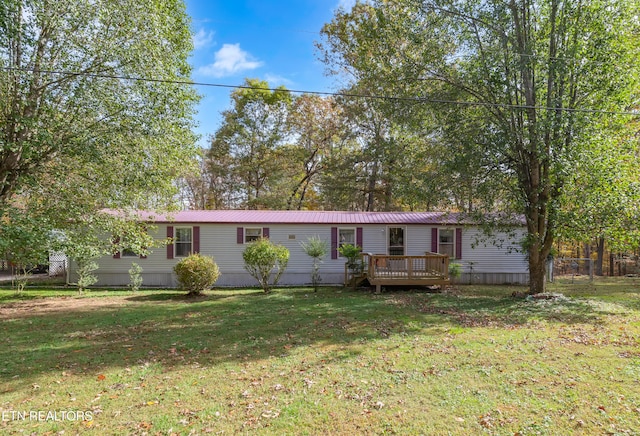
left=264, top=73, right=294, bottom=87
left=193, top=29, right=215, bottom=50
left=197, top=43, right=263, bottom=78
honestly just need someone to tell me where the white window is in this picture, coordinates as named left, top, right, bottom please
left=338, top=228, right=355, bottom=256
left=175, top=227, right=193, bottom=257
left=388, top=227, right=405, bottom=256
left=438, top=229, right=454, bottom=258
left=245, top=228, right=262, bottom=243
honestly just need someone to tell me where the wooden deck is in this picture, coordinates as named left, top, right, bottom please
left=345, top=253, right=450, bottom=292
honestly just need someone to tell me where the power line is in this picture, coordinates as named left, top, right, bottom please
left=3, top=66, right=639, bottom=117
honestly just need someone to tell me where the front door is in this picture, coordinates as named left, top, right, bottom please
left=388, top=227, right=405, bottom=255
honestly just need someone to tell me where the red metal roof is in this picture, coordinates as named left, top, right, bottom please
left=127, top=210, right=470, bottom=225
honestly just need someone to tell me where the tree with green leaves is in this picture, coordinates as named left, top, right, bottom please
left=285, top=94, right=343, bottom=210
left=1, top=0, right=198, bottom=269
left=1, top=0, right=198, bottom=205
left=208, top=79, right=292, bottom=210
left=320, top=0, right=640, bottom=293
left=557, top=130, right=640, bottom=275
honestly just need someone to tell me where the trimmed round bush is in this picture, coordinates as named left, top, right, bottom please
left=173, top=253, right=220, bottom=295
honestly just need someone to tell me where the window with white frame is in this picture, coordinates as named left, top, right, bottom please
left=174, top=227, right=193, bottom=257
left=338, top=228, right=355, bottom=256
left=438, top=228, right=455, bottom=258
left=245, top=228, right=262, bottom=243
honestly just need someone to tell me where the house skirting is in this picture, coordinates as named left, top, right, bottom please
left=69, top=271, right=529, bottom=288
left=458, top=272, right=529, bottom=285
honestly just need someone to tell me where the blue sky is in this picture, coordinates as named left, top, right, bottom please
left=185, top=0, right=356, bottom=147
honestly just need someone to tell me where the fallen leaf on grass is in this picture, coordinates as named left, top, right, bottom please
left=97, top=374, right=106, bottom=381
left=139, top=421, right=152, bottom=430
left=261, top=410, right=280, bottom=418
left=479, top=414, right=493, bottom=428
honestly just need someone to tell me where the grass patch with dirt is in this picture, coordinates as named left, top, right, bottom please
left=1, top=278, right=639, bottom=434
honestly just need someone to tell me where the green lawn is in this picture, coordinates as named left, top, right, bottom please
left=1, top=279, right=639, bottom=434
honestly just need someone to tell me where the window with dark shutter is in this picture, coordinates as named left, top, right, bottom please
left=455, top=228, right=462, bottom=259
left=193, top=226, right=200, bottom=254
left=112, top=236, right=121, bottom=259
left=431, top=228, right=438, bottom=253
left=167, top=226, right=174, bottom=259
left=331, top=227, right=338, bottom=259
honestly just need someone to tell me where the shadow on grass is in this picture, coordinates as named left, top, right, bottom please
left=1, top=285, right=637, bottom=389
left=382, top=291, right=606, bottom=327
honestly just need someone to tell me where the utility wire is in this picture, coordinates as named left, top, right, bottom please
left=3, top=66, right=639, bottom=117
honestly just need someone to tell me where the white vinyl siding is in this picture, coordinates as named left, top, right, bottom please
left=76, top=223, right=529, bottom=287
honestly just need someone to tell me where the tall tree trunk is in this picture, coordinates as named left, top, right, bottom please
left=609, top=252, right=615, bottom=276
left=365, top=161, right=378, bottom=211
left=595, top=237, right=605, bottom=276
left=529, top=249, right=547, bottom=294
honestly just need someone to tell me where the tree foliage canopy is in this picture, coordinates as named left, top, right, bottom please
left=317, top=0, right=640, bottom=292
left=0, top=0, right=199, bottom=264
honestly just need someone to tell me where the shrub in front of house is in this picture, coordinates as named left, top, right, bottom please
left=76, top=258, right=99, bottom=293
left=242, top=237, right=289, bottom=293
left=173, top=253, right=220, bottom=295
left=128, top=262, right=143, bottom=292
left=300, top=236, right=329, bottom=292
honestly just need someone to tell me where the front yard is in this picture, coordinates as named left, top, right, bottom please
left=1, top=279, right=639, bottom=434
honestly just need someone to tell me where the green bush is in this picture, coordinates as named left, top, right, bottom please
left=173, top=253, right=220, bottom=295
left=76, top=258, right=99, bottom=293
left=449, top=262, right=462, bottom=283
left=338, top=243, right=364, bottom=273
left=128, top=262, right=144, bottom=292
left=242, top=237, right=290, bottom=293
left=300, top=236, right=328, bottom=292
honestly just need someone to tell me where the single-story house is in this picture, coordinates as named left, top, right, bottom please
left=68, top=210, right=529, bottom=288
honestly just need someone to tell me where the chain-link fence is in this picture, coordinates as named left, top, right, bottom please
left=48, top=252, right=67, bottom=277
left=550, top=258, right=594, bottom=283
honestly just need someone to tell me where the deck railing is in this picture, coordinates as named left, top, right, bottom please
left=366, top=253, right=449, bottom=281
